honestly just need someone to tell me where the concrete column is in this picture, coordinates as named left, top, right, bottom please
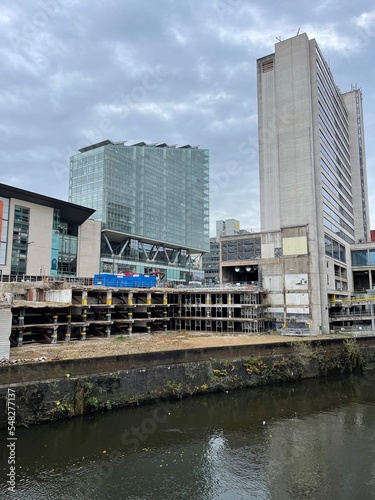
left=127, top=319, right=133, bottom=335
left=65, top=308, right=71, bottom=342
left=228, top=293, right=233, bottom=319
left=18, top=308, right=25, bottom=346
left=106, top=290, right=112, bottom=338
left=81, top=308, right=87, bottom=340
left=206, top=293, right=211, bottom=318
left=128, top=309, right=133, bottom=335
left=51, top=312, right=58, bottom=344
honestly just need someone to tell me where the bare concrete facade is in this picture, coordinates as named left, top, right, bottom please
left=257, top=33, right=369, bottom=334
left=76, top=219, right=102, bottom=277
left=341, top=89, right=370, bottom=243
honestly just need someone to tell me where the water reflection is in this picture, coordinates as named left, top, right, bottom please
left=1, top=373, right=375, bottom=499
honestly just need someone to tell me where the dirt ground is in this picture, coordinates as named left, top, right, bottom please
left=8, top=331, right=329, bottom=364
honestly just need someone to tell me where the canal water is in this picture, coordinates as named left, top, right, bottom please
left=1, top=373, right=375, bottom=499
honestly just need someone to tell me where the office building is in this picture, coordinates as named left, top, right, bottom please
left=202, top=237, right=220, bottom=284
left=0, top=183, right=100, bottom=278
left=69, top=140, right=209, bottom=282
left=255, top=33, right=369, bottom=332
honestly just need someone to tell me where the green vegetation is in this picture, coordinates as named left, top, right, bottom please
left=243, top=358, right=267, bottom=375
left=166, top=381, right=184, bottom=398
left=343, top=338, right=362, bottom=371
left=52, top=399, right=74, bottom=417
left=86, top=396, right=99, bottom=409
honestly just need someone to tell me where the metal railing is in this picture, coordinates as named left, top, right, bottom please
left=0, top=275, right=93, bottom=286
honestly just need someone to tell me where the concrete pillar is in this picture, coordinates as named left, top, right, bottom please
left=51, top=312, right=58, bottom=344
left=127, top=321, right=133, bottom=335
left=106, top=309, right=112, bottom=338
left=206, top=293, right=211, bottom=318
left=18, top=308, right=25, bottom=346
left=81, top=308, right=87, bottom=340
left=128, top=309, right=133, bottom=335
left=65, top=308, right=71, bottom=342
left=0, top=308, right=12, bottom=358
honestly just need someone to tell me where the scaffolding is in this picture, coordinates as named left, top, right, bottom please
left=169, top=287, right=265, bottom=333
left=8, top=284, right=266, bottom=345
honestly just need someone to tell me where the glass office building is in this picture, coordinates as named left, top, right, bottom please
left=69, top=140, right=209, bottom=280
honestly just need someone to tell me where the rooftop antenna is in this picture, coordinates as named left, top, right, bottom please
left=275, top=36, right=282, bottom=42
left=297, top=27, right=300, bottom=35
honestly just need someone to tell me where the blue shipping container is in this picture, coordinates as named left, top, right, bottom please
left=94, top=273, right=157, bottom=288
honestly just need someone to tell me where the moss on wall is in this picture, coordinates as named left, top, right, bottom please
left=1, top=337, right=375, bottom=427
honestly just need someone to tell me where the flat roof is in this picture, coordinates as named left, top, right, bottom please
left=77, top=140, right=202, bottom=153
left=0, top=183, right=96, bottom=225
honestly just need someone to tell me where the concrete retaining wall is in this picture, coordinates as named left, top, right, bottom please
left=1, top=337, right=375, bottom=427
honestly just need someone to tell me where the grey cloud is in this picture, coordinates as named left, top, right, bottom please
left=0, top=0, right=374, bottom=233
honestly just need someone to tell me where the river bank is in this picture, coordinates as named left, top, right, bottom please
left=6, top=332, right=327, bottom=364
left=1, top=332, right=375, bottom=427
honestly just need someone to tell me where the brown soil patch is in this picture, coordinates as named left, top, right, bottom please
left=9, top=331, right=328, bottom=364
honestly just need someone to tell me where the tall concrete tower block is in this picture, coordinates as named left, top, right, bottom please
left=257, top=33, right=369, bottom=237
left=257, top=33, right=369, bottom=333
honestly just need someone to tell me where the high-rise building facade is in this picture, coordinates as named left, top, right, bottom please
left=69, top=140, right=209, bottom=281
left=257, top=33, right=369, bottom=333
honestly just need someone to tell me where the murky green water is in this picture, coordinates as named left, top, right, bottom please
left=1, top=373, right=375, bottom=499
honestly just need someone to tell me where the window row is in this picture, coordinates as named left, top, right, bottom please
left=324, top=234, right=346, bottom=263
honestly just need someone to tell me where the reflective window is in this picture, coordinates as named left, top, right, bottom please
left=11, top=205, right=30, bottom=275
left=69, top=144, right=209, bottom=252
left=325, top=233, right=346, bottom=263
left=351, top=250, right=367, bottom=266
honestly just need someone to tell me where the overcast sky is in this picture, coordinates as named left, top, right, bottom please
left=0, top=0, right=374, bottom=236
